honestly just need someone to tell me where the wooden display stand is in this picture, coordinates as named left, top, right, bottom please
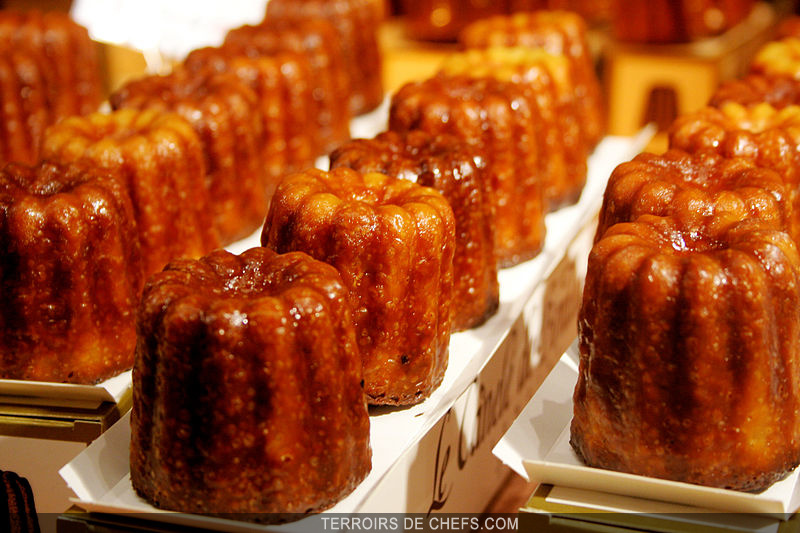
left=604, top=2, right=777, bottom=137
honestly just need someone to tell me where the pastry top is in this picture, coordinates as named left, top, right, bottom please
left=111, top=68, right=258, bottom=117
left=671, top=102, right=800, bottom=142
left=0, top=158, right=131, bottom=211
left=710, top=73, right=800, bottom=108
left=140, top=247, right=355, bottom=322
left=460, top=10, right=589, bottom=52
left=266, top=167, right=455, bottom=225
left=440, top=45, right=573, bottom=90
left=751, top=38, right=800, bottom=80
left=330, top=129, right=489, bottom=186
left=597, top=149, right=790, bottom=242
left=390, top=74, right=537, bottom=143
left=668, top=103, right=800, bottom=185
left=43, top=107, right=201, bottom=159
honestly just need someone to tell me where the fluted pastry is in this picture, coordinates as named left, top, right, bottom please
left=263, top=167, right=455, bottom=405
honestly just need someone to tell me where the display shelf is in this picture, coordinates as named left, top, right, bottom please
left=57, top=131, right=652, bottom=530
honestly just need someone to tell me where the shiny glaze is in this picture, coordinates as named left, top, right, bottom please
left=111, top=68, right=269, bottom=245
left=710, top=73, right=800, bottom=109
left=389, top=74, right=546, bottom=267
left=0, top=10, right=102, bottom=121
left=596, top=149, right=791, bottom=243
left=263, top=167, right=455, bottom=405
left=669, top=104, right=800, bottom=241
left=42, top=108, right=220, bottom=276
left=184, top=48, right=317, bottom=177
left=0, top=11, right=102, bottom=165
left=330, top=130, right=498, bottom=331
left=459, top=10, right=605, bottom=147
left=0, top=161, right=143, bottom=383
left=441, top=46, right=588, bottom=210
left=0, top=50, right=49, bottom=165
left=266, top=0, right=384, bottom=115
left=573, top=216, right=800, bottom=491
left=224, top=19, right=351, bottom=153
left=131, top=248, right=370, bottom=518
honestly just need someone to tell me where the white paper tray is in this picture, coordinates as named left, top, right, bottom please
left=58, top=131, right=652, bottom=528
left=494, top=340, right=800, bottom=517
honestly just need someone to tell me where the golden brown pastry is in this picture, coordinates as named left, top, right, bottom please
left=573, top=215, right=800, bottom=492
left=265, top=0, right=384, bottom=115
left=0, top=11, right=102, bottom=165
left=389, top=74, right=546, bottom=267
left=42, top=108, right=220, bottom=276
left=0, top=161, right=143, bottom=383
left=131, top=248, right=370, bottom=520
left=223, top=18, right=351, bottom=153
left=668, top=103, right=800, bottom=241
left=0, top=10, right=102, bottom=120
left=709, top=73, right=800, bottom=109
left=111, top=68, right=269, bottom=244
left=183, top=47, right=317, bottom=176
left=440, top=46, right=588, bottom=209
left=751, top=37, right=800, bottom=80
left=459, top=10, right=604, bottom=147
left=596, top=149, right=791, bottom=242
left=330, top=130, right=498, bottom=331
left=262, top=167, right=455, bottom=405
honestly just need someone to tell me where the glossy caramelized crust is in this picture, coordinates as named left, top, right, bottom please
left=184, top=47, right=317, bottom=175
left=224, top=19, right=351, bottom=153
left=330, top=130, right=498, bottom=331
left=389, top=74, right=546, bottom=267
left=0, top=50, right=49, bottom=165
left=110, top=69, right=268, bottom=245
left=710, top=73, right=800, bottom=108
left=0, top=161, right=143, bottom=383
left=668, top=103, right=800, bottom=240
left=0, top=10, right=102, bottom=121
left=262, top=167, right=455, bottom=405
left=573, top=216, right=800, bottom=491
left=596, top=149, right=791, bottom=242
left=459, top=10, right=604, bottom=147
left=42, top=109, right=220, bottom=276
left=0, top=12, right=102, bottom=166
left=609, top=0, right=754, bottom=43
left=751, top=38, right=800, bottom=80
left=131, top=248, right=370, bottom=519
left=1, top=470, right=39, bottom=533
left=440, top=46, right=588, bottom=209
left=266, top=0, right=384, bottom=115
